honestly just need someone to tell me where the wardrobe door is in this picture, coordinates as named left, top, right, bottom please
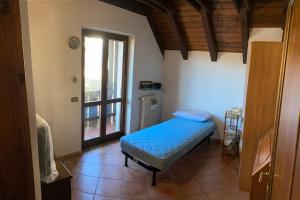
left=271, top=0, right=300, bottom=199
left=239, top=42, right=282, bottom=192
left=291, top=119, right=300, bottom=200
left=0, top=0, right=36, bottom=199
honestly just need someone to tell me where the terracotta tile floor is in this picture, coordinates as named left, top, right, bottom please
left=64, top=140, right=249, bottom=200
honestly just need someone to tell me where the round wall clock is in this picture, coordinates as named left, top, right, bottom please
left=68, top=36, right=80, bottom=49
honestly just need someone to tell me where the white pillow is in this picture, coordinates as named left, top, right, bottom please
left=173, top=110, right=212, bottom=122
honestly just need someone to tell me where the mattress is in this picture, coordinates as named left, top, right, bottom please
left=120, top=117, right=216, bottom=170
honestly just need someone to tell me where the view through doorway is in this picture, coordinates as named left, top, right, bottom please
left=82, top=29, right=128, bottom=148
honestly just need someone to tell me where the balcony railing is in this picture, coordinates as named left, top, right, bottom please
left=84, top=90, right=117, bottom=121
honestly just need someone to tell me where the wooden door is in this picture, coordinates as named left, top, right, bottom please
left=239, top=42, right=283, bottom=191
left=251, top=128, right=273, bottom=200
left=271, top=0, right=300, bottom=199
left=0, top=0, right=36, bottom=199
left=251, top=165, right=270, bottom=200
left=291, top=118, right=300, bottom=200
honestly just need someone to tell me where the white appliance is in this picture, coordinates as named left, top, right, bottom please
left=36, top=114, right=58, bottom=183
left=140, top=95, right=161, bottom=129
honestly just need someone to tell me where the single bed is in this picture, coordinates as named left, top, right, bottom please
left=120, top=117, right=216, bottom=186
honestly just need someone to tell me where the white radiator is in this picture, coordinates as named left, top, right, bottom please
left=140, top=95, right=160, bottom=129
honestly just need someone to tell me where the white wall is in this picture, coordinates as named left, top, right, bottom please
left=162, top=51, right=246, bottom=138
left=162, top=28, right=283, bottom=139
left=19, top=0, right=41, bottom=199
left=28, top=0, right=163, bottom=156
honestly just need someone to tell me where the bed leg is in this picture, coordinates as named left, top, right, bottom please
left=152, top=170, right=157, bottom=186
left=125, top=155, right=128, bottom=167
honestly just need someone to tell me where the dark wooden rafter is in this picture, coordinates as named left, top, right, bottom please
left=164, top=0, right=188, bottom=60
left=232, top=0, right=251, bottom=11
left=135, top=0, right=170, bottom=13
left=137, top=0, right=188, bottom=59
left=240, top=6, right=249, bottom=64
left=282, top=0, right=291, bottom=30
left=241, top=0, right=250, bottom=64
left=188, top=0, right=209, bottom=13
left=134, top=0, right=168, bottom=57
left=231, top=0, right=241, bottom=12
left=147, top=15, right=165, bottom=56
left=232, top=0, right=249, bottom=64
left=98, top=0, right=165, bottom=56
left=188, top=0, right=217, bottom=61
left=243, top=0, right=250, bottom=11
left=98, top=0, right=149, bottom=15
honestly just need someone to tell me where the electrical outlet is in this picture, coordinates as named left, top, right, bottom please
left=71, top=97, right=78, bottom=102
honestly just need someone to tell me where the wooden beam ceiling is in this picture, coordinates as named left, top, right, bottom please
left=188, top=0, right=217, bottom=61
left=99, top=0, right=166, bottom=56
left=243, top=0, right=251, bottom=10
left=99, top=0, right=149, bottom=16
left=165, top=0, right=189, bottom=59
left=147, top=15, right=165, bottom=55
left=135, top=0, right=171, bottom=13
left=136, top=0, right=189, bottom=59
left=99, top=0, right=285, bottom=63
left=168, top=12, right=189, bottom=59
left=231, top=0, right=241, bottom=12
left=240, top=6, right=249, bottom=64
left=232, top=0, right=249, bottom=64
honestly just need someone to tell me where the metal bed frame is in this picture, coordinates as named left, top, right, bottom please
left=122, top=131, right=214, bottom=186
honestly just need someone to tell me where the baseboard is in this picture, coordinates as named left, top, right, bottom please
left=61, top=151, right=83, bottom=160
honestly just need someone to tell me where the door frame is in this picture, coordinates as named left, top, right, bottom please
left=81, top=29, right=129, bottom=149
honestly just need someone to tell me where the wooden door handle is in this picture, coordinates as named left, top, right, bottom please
left=259, top=172, right=269, bottom=183
left=0, top=0, right=9, bottom=13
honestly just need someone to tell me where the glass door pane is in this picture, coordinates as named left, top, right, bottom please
left=107, top=40, right=124, bottom=100
left=106, top=102, right=121, bottom=135
left=84, top=105, right=101, bottom=141
left=84, top=37, right=103, bottom=103
left=83, top=36, right=103, bottom=142
left=105, top=39, right=124, bottom=135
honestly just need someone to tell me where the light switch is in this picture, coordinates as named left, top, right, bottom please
left=72, top=75, right=78, bottom=83
left=71, top=97, right=78, bottom=102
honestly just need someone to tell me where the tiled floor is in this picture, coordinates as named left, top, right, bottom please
left=64, top=140, right=249, bottom=200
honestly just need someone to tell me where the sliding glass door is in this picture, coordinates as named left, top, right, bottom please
left=82, top=29, right=128, bottom=148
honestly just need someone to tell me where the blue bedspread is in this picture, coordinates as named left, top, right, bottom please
left=120, top=117, right=216, bottom=170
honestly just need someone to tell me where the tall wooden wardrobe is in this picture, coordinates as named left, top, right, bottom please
left=240, top=0, right=300, bottom=199
left=239, top=42, right=283, bottom=192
